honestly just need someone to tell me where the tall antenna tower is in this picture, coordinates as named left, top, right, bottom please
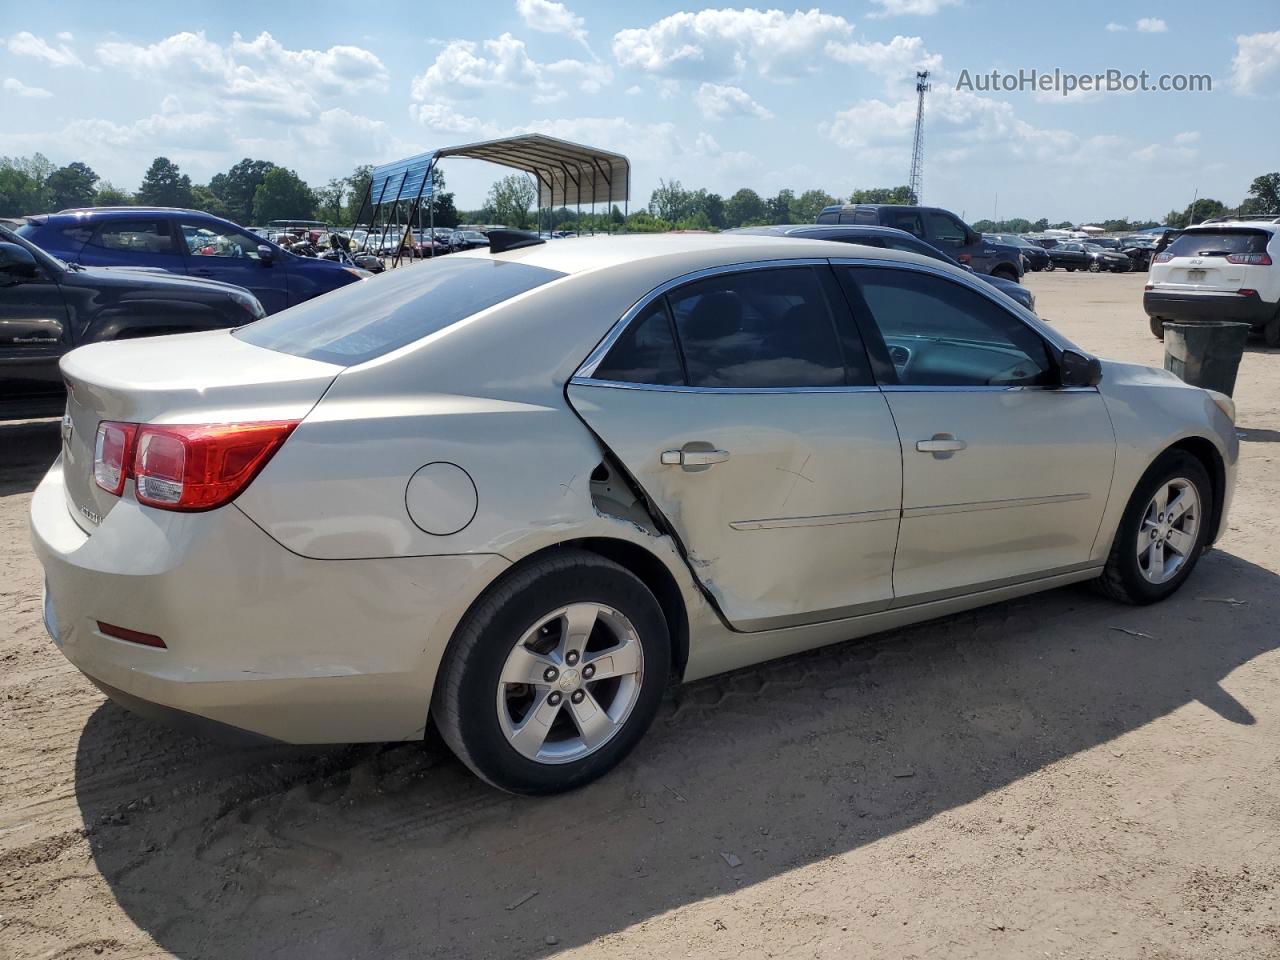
left=908, top=70, right=930, bottom=204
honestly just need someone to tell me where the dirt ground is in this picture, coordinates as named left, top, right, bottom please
left=2, top=270, right=1278, bottom=960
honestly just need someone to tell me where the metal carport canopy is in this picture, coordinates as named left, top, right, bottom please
left=367, top=133, right=631, bottom=209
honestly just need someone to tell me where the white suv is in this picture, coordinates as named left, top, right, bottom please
left=1144, top=216, right=1280, bottom=345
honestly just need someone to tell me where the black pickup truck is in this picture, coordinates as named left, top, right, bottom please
left=0, top=224, right=265, bottom=420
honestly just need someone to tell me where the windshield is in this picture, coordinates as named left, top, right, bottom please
left=1166, top=229, right=1270, bottom=258
left=235, top=256, right=565, bottom=366
left=5, top=223, right=70, bottom=271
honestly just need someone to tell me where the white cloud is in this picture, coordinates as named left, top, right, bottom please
left=1136, top=18, right=1168, bottom=33
left=1105, top=22, right=1127, bottom=32
left=95, top=31, right=388, bottom=124
left=826, top=35, right=942, bottom=77
left=868, top=0, right=960, bottom=17
left=1231, top=31, right=1280, bottom=93
left=695, top=82, right=773, bottom=119
left=612, top=8, right=854, bottom=79
left=409, top=102, right=502, bottom=138
left=3, top=77, right=53, bottom=98
left=515, top=0, right=590, bottom=49
left=410, top=33, right=606, bottom=105
left=6, top=31, right=83, bottom=67
left=1173, top=131, right=1200, bottom=145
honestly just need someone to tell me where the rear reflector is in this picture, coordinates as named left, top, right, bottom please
left=97, top=621, right=166, bottom=648
left=1226, top=252, right=1272, bottom=265
left=1236, top=289, right=1258, bottom=298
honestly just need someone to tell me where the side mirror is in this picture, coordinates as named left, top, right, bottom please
left=256, top=244, right=275, bottom=265
left=0, top=242, right=40, bottom=285
left=1059, top=349, right=1103, bottom=387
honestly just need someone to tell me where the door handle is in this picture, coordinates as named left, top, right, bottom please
left=661, top=448, right=730, bottom=467
left=916, top=435, right=966, bottom=456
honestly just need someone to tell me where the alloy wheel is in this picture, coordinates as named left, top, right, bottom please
left=1136, top=478, right=1200, bottom=584
left=496, top=602, right=644, bottom=764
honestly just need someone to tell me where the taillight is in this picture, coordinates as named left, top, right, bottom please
left=92, top=419, right=297, bottom=511
left=93, top=421, right=137, bottom=496
left=1226, top=252, right=1272, bottom=265
left=133, top=421, right=299, bottom=511
left=1154, top=252, right=1173, bottom=263
left=956, top=254, right=972, bottom=264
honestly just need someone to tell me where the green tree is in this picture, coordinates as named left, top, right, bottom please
left=45, top=162, right=99, bottom=209
left=344, top=164, right=374, bottom=222
left=972, top=219, right=996, bottom=233
left=486, top=174, right=537, bottom=228
left=93, top=182, right=134, bottom=206
left=428, top=167, right=458, bottom=228
left=1244, top=172, right=1280, bottom=212
left=316, top=178, right=346, bottom=224
left=792, top=189, right=839, bottom=223
left=209, top=159, right=276, bottom=225
left=252, top=167, right=315, bottom=223
left=698, top=192, right=726, bottom=229
left=650, top=178, right=696, bottom=222
left=190, top=184, right=231, bottom=219
left=0, top=165, right=50, bottom=216
left=1032, top=218, right=1050, bottom=231
left=624, top=210, right=672, bottom=233
left=849, top=185, right=914, bottom=204
left=724, top=188, right=765, bottom=227
left=765, top=188, right=796, bottom=224
left=136, top=157, right=193, bottom=208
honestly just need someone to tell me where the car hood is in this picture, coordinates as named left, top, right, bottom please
left=66, top=265, right=250, bottom=296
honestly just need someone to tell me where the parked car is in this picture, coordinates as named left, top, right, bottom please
left=17, top=208, right=368, bottom=316
left=1119, top=237, right=1158, bottom=272
left=451, top=230, right=490, bottom=251
left=0, top=223, right=264, bottom=419
left=731, top=224, right=1036, bottom=312
left=1082, top=243, right=1133, bottom=273
left=1144, top=217, right=1280, bottom=344
left=1089, top=237, right=1123, bottom=251
left=985, top=233, right=1050, bottom=272
left=1045, top=242, right=1092, bottom=271
left=33, top=233, right=1238, bottom=793
left=817, top=204, right=1024, bottom=281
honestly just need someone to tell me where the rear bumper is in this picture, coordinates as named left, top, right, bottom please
left=1144, top=289, right=1276, bottom=328
left=31, top=457, right=508, bottom=743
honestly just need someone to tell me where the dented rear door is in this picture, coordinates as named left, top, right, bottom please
left=567, top=262, right=902, bottom=632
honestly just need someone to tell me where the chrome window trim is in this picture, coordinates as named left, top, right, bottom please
left=879, top=384, right=1099, bottom=394
left=568, top=376, right=880, bottom=396
left=573, top=258, right=834, bottom=384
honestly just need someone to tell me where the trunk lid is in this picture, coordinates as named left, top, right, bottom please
left=1151, top=228, right=1269, bottom=293
left=60, top=329, right=342, bottom=531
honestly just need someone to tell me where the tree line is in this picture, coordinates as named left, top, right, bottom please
left=4, top=152, right=1276, bottom=236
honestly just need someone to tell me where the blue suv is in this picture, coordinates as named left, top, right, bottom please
left=16, top=207, right=369, bottom=315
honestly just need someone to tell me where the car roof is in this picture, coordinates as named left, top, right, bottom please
left=46, top=206, right=226, bottom=220
left=1183, top=219, right=1279, bottom=233
left=454, top=231, right=951, bottom=278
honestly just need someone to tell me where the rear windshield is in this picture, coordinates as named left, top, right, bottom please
left=234, top=257, right=564, bottom=366
left=1167, top=229, right=1271, bottom=258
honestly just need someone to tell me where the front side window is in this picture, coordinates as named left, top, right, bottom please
left=667, top=267, right=846, bottom=388
left=926, top=213, right=966, bottom=247
left=180, top=221, right=264, bottom=260
left=847, top=267, right=1054, bottom=388
left=88, top=220, right=178, bottom=256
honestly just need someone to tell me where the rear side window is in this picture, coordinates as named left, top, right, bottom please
left=1166, top=229, right=1271, bottom=258
left=88, top=220, right=178, bottom=256
left=593, top=299, right=685, bottom=386
left=235, top=257, right=564, bottom=366
left=667, top=267, right=845, bottom=388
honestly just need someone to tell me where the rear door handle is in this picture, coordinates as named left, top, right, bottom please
left=661, top=448, right=730, bottom=467
left=916, top=435, right=966, bottom=456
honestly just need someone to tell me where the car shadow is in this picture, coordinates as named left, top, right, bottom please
left=1237, top=426, right=1280, bottom=444
left=73, top=548, right=1278, bottom=959
left=0, top=418, right=60, bottom=496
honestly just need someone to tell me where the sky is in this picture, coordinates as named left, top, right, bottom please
left=2, top=1, right=1278, bottom=223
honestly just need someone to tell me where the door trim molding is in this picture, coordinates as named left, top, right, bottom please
left=902, top=491, right=1090, bottom=520
left=729, top=508, right=900, bottom=530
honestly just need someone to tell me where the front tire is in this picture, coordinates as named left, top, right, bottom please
left=1045, top=262, right=1055, bottom=272
left=432, top=550, right=671, bottom=795
left=1094, top=451, right=1212, bottom=604
left=1088, top=260, right=1102, bottom=273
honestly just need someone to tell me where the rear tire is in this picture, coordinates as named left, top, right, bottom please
left=1088, top=261, right=1102, bottom=273
left=1066, top=266, right=1076, bottom=272
left=1150, top=316, right=1166, bottom=340
left=1264, top=314, right=1280, bottom=348
left=432, top=549, right=671, bottom=795
left=1045, top=263, right=1055, bottom=272
left=1094, top=451, right=1212, bottom=605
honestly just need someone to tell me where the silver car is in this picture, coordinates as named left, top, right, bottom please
left=32, top=234, right=1238, bottom=794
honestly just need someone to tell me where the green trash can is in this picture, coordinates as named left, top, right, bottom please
left=1162, top=321, right=1250, bottom=396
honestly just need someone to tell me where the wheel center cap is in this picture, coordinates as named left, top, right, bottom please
left=558, top=669, right=581, bottom=691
